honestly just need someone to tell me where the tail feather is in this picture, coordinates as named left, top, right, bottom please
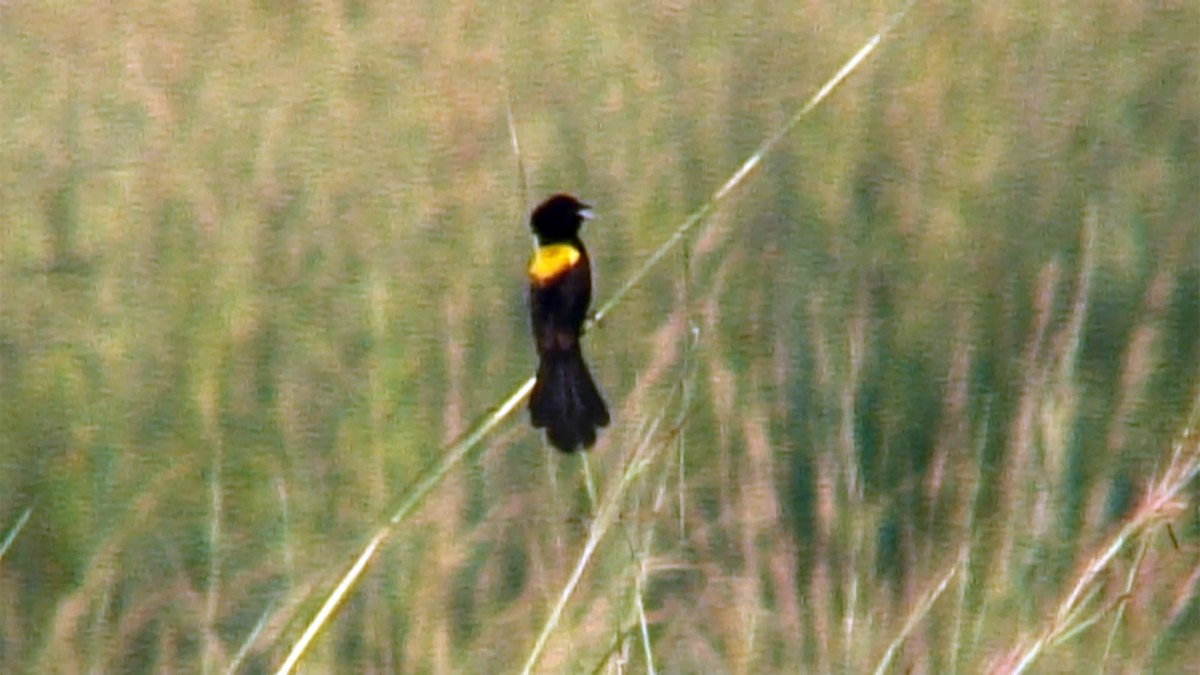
left=530, top=348, right=610, bottom=452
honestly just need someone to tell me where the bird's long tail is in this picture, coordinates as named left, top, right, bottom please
left=529, top=346, right=610, bottom=452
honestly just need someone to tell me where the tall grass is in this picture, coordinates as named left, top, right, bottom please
left=2, top=1, right=1197, bottom=673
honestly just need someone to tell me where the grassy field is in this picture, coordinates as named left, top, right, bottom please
left=2, top=1, right=1198, bottom=673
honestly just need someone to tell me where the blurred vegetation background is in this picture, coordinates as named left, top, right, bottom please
left=2, top=0, right=1197, bottom=672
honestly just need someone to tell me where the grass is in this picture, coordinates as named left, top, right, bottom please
left=2, top=0, right=1198, bottom=673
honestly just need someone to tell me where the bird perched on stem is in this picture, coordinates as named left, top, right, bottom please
left=526, top=194, right=610, bottom=452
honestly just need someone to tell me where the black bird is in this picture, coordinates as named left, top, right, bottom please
left=527, top=194, right=610, bottom=452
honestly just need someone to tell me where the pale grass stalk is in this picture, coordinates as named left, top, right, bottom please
left=1034, top=208, right=1096, bottom=545
left=204, top=436, right=224, bottom=675
left=582, top=452, right=599, bottom=509
left=502, top=74, right=532, bottom=223
left=567, top=302, right=692, bottom=674
left=993, top=421, right=1200, bottom=675
left=275, top=526, right=390, bottom=675
left=634, top=566, right=657, bottom=675
left=0, top=506, right=33, bottom=561
left=949, top=403, right=993, bottom=675
left=872, top=556, right=963, bottom=675
left=841, top=281, right=871, bottom=671
left=225, top=604, right=274, bottom=675
left=275, top=379, right=534, bottom=675
left=543, top=336, right=696, bottom=675
left=995, top=260, right=1060, bottom=583
left=520, top=414, right=666, bottom=675
left=627, top=339, right=700, bottom=674
left=948, top=542, right=974, bottom=675
left=590, top=2, right=913, bottom=328
left=589, top=625, right=640, bottom=675
left=1100, top=539, right=1150, bottom=668
left=275, top=476, right=295, bottom=595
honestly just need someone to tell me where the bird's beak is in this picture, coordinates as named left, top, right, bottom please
left=579, top=206, right=596, bottom=221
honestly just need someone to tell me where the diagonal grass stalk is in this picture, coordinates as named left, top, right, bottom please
left=0, top=506, right=34, bottom=561
left=519, top=409, right=667, bottom=675
left=995, top=414, right=1200, bottom=674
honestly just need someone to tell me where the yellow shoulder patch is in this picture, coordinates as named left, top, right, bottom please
left=528, top=244, right=581, bottom=284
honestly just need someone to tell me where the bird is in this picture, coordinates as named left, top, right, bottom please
left=526, top=194, right=611, bottom=452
